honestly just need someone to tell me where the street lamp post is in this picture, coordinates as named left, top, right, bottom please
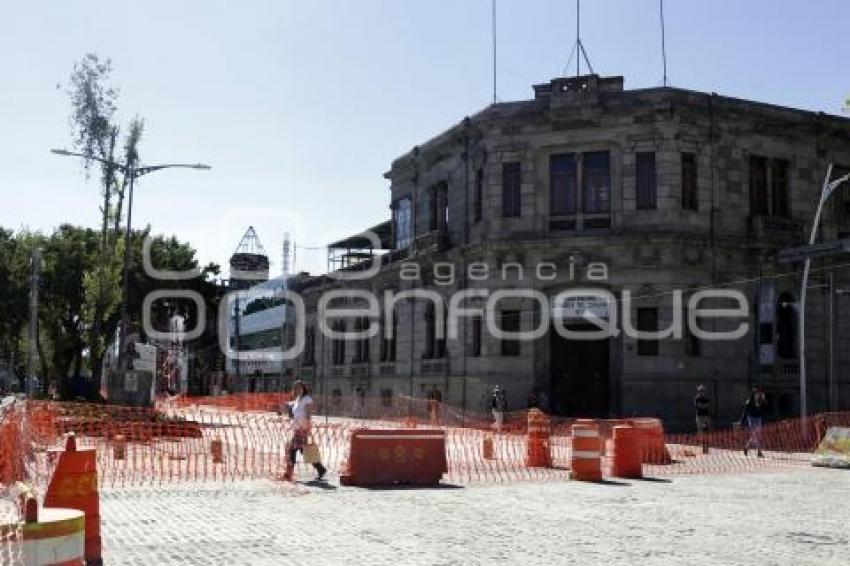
left=799, top=164, right=850, bottom=424
left=50, top=148, right=210, bottom=369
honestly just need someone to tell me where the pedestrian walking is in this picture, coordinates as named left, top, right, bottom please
left=491, top=386, right=508, bottom=431
left=283, top=380, right=327, bottom=481
left=694, top=384, right=711, bottom=454
left=741, top=386, right=768, bottom=457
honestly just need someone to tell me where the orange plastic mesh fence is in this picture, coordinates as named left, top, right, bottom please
left=0, top=404, right=24, bottom=488
left=1, top=397, right=64, bottom=544
left=2, top=396, right=845, bottom=493
left=163, top=392, right=293, bottom=413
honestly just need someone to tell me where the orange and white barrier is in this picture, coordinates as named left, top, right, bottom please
left=339, top=429, right=447, bottom=487
left=570, top=423, right=602, bottom=481
left=1, top=490, right=85, bottom=566
left=43, top=434, right=101, bottom=565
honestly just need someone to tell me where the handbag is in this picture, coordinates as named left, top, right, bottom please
left=303, top=438, right=321, bottom=465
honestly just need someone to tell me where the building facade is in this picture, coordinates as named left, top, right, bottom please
left=239, top=75, right=850, bottom=430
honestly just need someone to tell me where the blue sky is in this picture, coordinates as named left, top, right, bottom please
left=1, top=0, right=848, bottom=276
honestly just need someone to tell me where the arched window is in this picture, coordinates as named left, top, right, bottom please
left=776, top=292, right=797, bottom=359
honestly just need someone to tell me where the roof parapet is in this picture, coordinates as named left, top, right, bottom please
left=533, top=74, right=624, bottom=109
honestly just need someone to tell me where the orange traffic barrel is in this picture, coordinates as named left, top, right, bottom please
left=525, top=409, right=552, bottom=468
left=570, top=423, right=602, bottom=481
left=43, top=433, right=101, bottom=564
left=611, top=425, right=642, bottom=478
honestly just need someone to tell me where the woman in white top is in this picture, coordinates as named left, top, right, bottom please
left=283, top=380, right=327, bottom=481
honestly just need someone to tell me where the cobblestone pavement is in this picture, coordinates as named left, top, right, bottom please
left=100, top=468, right=850, bottom=566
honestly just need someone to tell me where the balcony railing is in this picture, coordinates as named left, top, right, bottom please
left=421, top=359, right=448, bottom=376
left=548, top=212, right=610, bottom=232
left=411, top=230, right=450, bottom=255
left=748, top=215, right=803, bottom=240
left=349, top=364, right=370, bottom=377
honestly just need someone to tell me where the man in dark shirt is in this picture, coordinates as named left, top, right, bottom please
left=742, top=387, right=768, bottom=457
left=491, top=386, right=508, bottom=431
left=694, top=384, right=711, bottom=454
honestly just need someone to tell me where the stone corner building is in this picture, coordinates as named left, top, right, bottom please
left=274, top=74, right=850, bottom=430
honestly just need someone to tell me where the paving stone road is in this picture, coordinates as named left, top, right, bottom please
left=100, top=468, right=850, bottom=566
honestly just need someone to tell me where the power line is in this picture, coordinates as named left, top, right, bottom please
left=268, top=251, right=850, bottom=314
left=351, top=261, right=850, bottom=318
left=282, top=262, right=847, bottom=317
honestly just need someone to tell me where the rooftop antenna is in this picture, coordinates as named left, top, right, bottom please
left=563, top=0, right=594, bottom=77
left=576, top=0, right=580, bottom=76
left=660, top=0, right=668, bottom=87
left=492, top=0, right=497, bottom=103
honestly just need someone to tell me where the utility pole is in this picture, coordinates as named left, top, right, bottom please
left=119, top=166, right=136, bottom=359
left=234, top=294, right=242, bottom=392
left=28, top=247, right=41, bottom=397
left=828, top=270, right=835, bottom=411
left=779, top=165, right=850, bottom=426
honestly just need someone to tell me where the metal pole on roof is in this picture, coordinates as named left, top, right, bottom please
left=492, top=0, right=497, bottom=103
left=576, top=0, right=580, bottom=77
left=660, top=0, right=668, bottom=87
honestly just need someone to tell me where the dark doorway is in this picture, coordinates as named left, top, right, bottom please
left=550, top=324, right=610, bottom=417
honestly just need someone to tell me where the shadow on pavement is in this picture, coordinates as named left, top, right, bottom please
left=359, top=483, right=465, bottom=491
left=631, top=477, right=673, bottom=483
left=299, top=480, right=339, bottom=490
left=593, top=479, right=631, bottom=487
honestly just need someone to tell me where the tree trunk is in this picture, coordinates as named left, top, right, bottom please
left=36, top=330, right=49, bottom=396
left=113, top=180, right=125, bottom=236
left=72, top=347, right=82, bottom=379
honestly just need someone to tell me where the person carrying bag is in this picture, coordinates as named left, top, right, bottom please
left=282, top=380, right=327, bottom=481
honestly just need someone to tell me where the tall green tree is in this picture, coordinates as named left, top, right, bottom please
left=1, top=223, right=220, bottom=398
left=0, top=228, right=30, bottom=375
left=67, top=53, right=145, bottom=383
left=39, top=225, right=100, bottom=396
